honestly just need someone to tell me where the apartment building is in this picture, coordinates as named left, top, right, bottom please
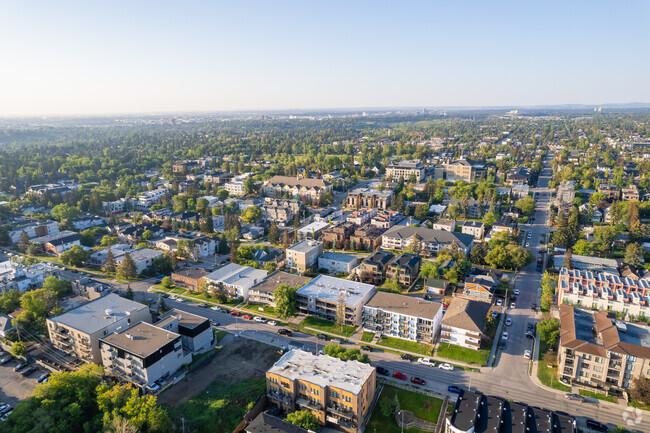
left=262, top=176, right=332, bottom=200
left=557, top=268, right=650, bottom=317
left=432, top=219, right=456, bottom=232
left=9, top=220, right=60, bottom=244
left=32, top=231, right=81, bottom=255
left=358, top=251, right=394, bottom=285
left=439, top=298, right=491, bottom=350
left=447, top=198, right=494, bottom=219
left=224, top=174, right=251, bottom=197
left=598, top=184, right=621, bottom=200
left=103, top=199, right=128, bottom=215
left=266, top=349, right=376, bottom=433
left=100, top=322, right=190, bottom=389
left=261, top=198, right=302, bottom=226
left=370, top=209, right=403, bottom=228
left=556, top=182, right=576, bottom=205
left=248, top=271, right=310, bottom=306
left=347, top=208, right=377, bottom=226
left=71, top=216, right=107, bottom=231
left=386, top=254, right=421, bottom=286
left=155, top=308, right=213, bottom=352
left=286, top=240, right=323, bottom=273
left=171, top=268, right=208, bottom=291
left=491, top=216, right=516, bottom=234
left=349, top=225, right=385, bottom=251
left=0, top=260, right=61, bottom=293
left=363, top=292, right=442, bottom=344
left=114, top=248, right=163, bottom=275
left=204, top=263, right=268, bottom=301
left=386, top=160, right=425, bottom=182
left=298, top=221, right=329, bottom=240
left=47, top=293, right=152, bottom=363
left=460, top=221, right=485, bottom=240
left=511, top=184, right=530, bottom=199
left=295, top=275, right=375, bottom=326
left=318, top=252, right=358, bottom=275
left=346, top=187, right=393, bottom=210
left=621, top=185, right=640, bottom=201
left=506, top=167, right=532, bottom=185
left=321, top=222, right=356, bottom=249
left=132, top=188, right=169, bottom=211
left=381, top=226, right=474, bottom=255
left=444, top=159, right=486, bottom=183
left=558, top=305, right=650, bottom=390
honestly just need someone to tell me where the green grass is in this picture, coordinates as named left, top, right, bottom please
left=366, top=386, right=443, bottom=433
left=630, top=400, right=650, bottom=411
left=300, top=316, right=357, bottom=337
left=579, top=389, right=617, bottom=403
left=242, top=304, right=281, bottom=318
left=169, top=378, right=265, bottom=433
left=215, top=330, right=228, bottom=343
left=171, top=288, right=187, bottom=294
left=361, top=332, right=375, bottom=343
left=436, top=343, right=490, bottom=366
left=377, top=336, right=432, bottom=356
left=537, top=341, right=571, bottom=392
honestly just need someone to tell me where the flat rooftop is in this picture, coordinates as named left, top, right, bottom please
left=366, top=291, right=440, bottom=318
left=619, top=319, right=650, bottom=347
left=298, top=221, right=328, bottom=234
left=50, top=293, right=147, bottom=335
left=101, top=321, right=180, bottom=359
left=572, top=308, right=598, bottom=343
left=320, top=251, right=358, bottom=263
left=156, top=308, right=208, bottom=329
left=268, top=349, right=374, bottom=395
left=251, top=271, right=310, bottom=294
left=287, top=240, right=322, bottom=253
left=296, top=275, right=375, bottom=307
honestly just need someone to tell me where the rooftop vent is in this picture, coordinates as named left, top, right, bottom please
left=126, top=333, right=135, bottom=340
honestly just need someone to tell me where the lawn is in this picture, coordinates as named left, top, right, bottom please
left=377, top=336, right=432, bottom=356
left=361, top=331, right=375, bottom=343
left=300, top=316, right=357, bottom=337
left=579, top=389, right=617, bottom=403
left=366, top=386, right=443, bottom=433
left=630, top=400, right=650, bottom=411
left=537, top=341, right=571, bottom=392
left=171, top=288, right=187, bottom=295
left=169, top=378, right=265, bottom=433
left=215, top=330, right=228, bottom=343
left=242, top=303, right=281, bottom=318
left=436, top=343, right=490, bottom=366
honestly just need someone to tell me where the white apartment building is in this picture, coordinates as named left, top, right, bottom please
left=439, top=298, right=492, bottom=350
left=318, top=252, right=359, bottom=275
left=346, top=208, right=378, bottom=226
left=204, top=263, right=268, bottom=301
left=460, top=221, right=485, bottom=240
left=9, top=220, right=59, bottom=244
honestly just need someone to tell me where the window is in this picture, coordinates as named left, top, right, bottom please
left=281, top=382, right=290, bottom=389
left=583, top=354, right=592, bottom=361
left=299, top=383, right=307, bottom=391
left=342, top=395, right=352, bottom=403
left=330, top=390, right=339, bottom=399
left=310, top=388, right=320, bottom=396
left=628, top=356, right=637, bottom=363
left=582, top=363, right=590, bottom=370
left=595, top=357, right=604, bottom=364
left=594, top=366, right=603, bottom=373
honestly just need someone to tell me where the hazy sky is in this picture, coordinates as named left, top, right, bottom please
left=1, top=0, right=648, bottom=116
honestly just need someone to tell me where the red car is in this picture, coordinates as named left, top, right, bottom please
left=392, top=372, right=407, bottom=380
left=411, top=377, right=426, bottom=385
left=231, top=311, right=241, bottom=316
left=242, top=314, right=252, bottom=320
left=538, top=249, right=547, bottom=254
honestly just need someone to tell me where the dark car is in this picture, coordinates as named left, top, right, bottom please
left=536, top=265, right=542, bottom=272
left=585, top=419, right=608, bottom=432
left=392, top=372, right=407, bottom=380
left=376, top=366, right=390, bottom=376
left=447, top=385, right=462, bottom=394
left=0, top=356, right=12, bottom=365
left=531, top=303, right=537, bottom=310
left=400, top=353, right=414, bottom=361
left=499, top=341, right=506, bottom=350
left=527, top=322, right=534, bottom=330
left=210, top=320, right=220, bottom=326
left=20, top=366, right=36, bottom=377
left=13, top=362, right=28, bottom=372
left=278, top=329, right=293, bottom=336
left=525, top=332, right=534, bottom=339
left=37, top=372, right=50, bottom=383
left=360, top=346, right=373, bottom=352
left=316, top=334, right=329, bottom=341
left=410, top=377, right=426, bottom=385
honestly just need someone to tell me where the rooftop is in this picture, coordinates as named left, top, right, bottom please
left=268, top=349, right=375, bottom=395
left=365, top=291, right=441, bottom=318
left=287, top=240, right=323, bottom=253
left=49, top=293, right=148, bottom=334
left=155, top=308, right=208, bottom=329
left=320, top=251, right=358, bottom=264
left=204, top=263, right=268, bottom=288
left=440, top=297, right=491, bottom=333
left=297, top=221, right=329, bottom=234
left=382, top=226, right=474, bottom=249
left=101, top=321, right=180, bottom=359
left=297, top=275, right=375, bottom=307
left=172, top=268, right=208, bottom=280
left=250, top=271, right=310, bottom=294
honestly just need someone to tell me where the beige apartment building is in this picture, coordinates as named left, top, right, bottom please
left=286, top=240, right=323, bottom=273
left=444, top=159, right=486, bottom=183
left=47, top=293, right=152, bottom=363
left=266, top=349, right=376, bottom=433
left=385, top=160, right=425, bottom=182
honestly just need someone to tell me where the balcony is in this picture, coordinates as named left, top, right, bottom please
left=327, top=405, right=354, bottom=419
left=267, top=391, right=293, bottom=405
left=296, top=398, right=322, bottom=411
left=607, top=369, right=621, bottom=378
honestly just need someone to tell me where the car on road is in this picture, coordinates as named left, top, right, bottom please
left=564, top=393, right=585, bottom=402
left=499, top=340, right=507, bottom=350
left=502, top=332, right=509, bottom=341
left=417, top=357, right=435, bottom=367
left=231, top=311, right=241, bottom=316
left=376, top=366, right=390, bottom=376
left=316, top=334, right=329, bottom=340
left=585, top=419, right=608, bottom=432
left=496, top=299, right=503, bottom=306
left=400, top=353, right=414, bottom=362
left=331, top=338, right=342, bottom=345
left=527, top=232, right=532, bottom=239
left=505, top=318, right=512, bottom=326
left=447, top=385, right=462, bottom=394
left=278, top=329, right=292, bottom=336
left=438, top=363, right=454, bottom=371
left=253, top=316, right=267, bottom=323
left=538, top=249, right=547, bottom=254
left=537, top=257, right=542, bottom=264
left=360, top=346, right=373, bottom=352
left=531, top=303, right=537, bottom=311
left=0, top=356, right=12, bottom=365
left=524, top=350, right=531, bottom=359
left=510, top=302, right=516, bottom=309
left=527, top=322, right=534, bottom=330
left=513, top=289, right=520, bottom=295
left=536, top=265, right=541, bottom=272
left=242, top=315, right=252, bottom=320
left=525, top=332, right=534, bottom=339
left=210, top=319, right=220, bottom=326
left=210, top=306, right=221, bottom=311
left=20, top=366, right=36, bottom=377
left=268, top=320, right=277, bottom=326
left=491, top=310, right=498, bottom=318
left=392, top=372, right=407, bottom=380
left=13, top=362, right=28, bottom=372
left=410, top=377, right=426, bottom=385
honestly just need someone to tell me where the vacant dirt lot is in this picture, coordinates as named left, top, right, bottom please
left=158, top=335, right=279, bottom=407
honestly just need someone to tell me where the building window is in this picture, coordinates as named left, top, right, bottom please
left=583, top=354, right=592, bottom=361
left=594, top=366, right=603, bottom=373
left=299, top=383, right=307, bottom=391
left=310, top=388, right=320, bottom=396
left=330, top=390, right=339, bottom=399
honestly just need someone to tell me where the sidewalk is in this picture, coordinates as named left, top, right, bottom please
left=487, top=310, right=506, bottom=367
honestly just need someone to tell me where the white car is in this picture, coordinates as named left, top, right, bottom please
left=268, top=320, right=277, bottom=326
left=491, top=310, right=498, bottom=318
left=496, top=299, right=503, bottom=306
left=505, top=318, right=512, bottom=326
left=418, top=357, right=436, bottom=367
left=438, top=363, right=454, bottom=371
left=254, top=316, right=267, bottom=323
left=524, top=350, right=531, bottom=359
left=502, top=331, right=509, bottom=341
left=331, top=338, right=342, bottom=345
left=210, top=306, right=221, bottom=311
left=513, top=289, right=520, bottom=295
left=527, top=233, right=532, bottom=239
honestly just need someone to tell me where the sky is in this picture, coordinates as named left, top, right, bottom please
left=1, top=0, right=649, bottom=116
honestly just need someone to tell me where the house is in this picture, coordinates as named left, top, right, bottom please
left=262, top=176, right=332, bottom=200
left=432, top=219, right=456, bottom=232
left=285, top=240, right=323, bottom=273
left=32, top=230, right=81, bottom=256
left=346, top=187, right=393, bottom=210
left=424, top=278, right=449, bottom=295
left=386, top=254, right=421, bottom=286
left=502, top=206, right=521, bottom=219
left=47, top=293, right=152, bottom=363
left=171, top=268, right=208, bottom=291
left=0, top=260, right=61, bottom=293
left=224, top=174, right=251, bottom=197
left=266, top=350, right=376, bottom=433
left=358, top=251, right=395, bottom=285
left=169, top=211, right=200, bottom=224
left=8, top=220, right=59, bottom=244
left=318, top=252, right=359, bottom=275
left=386, top=159, right=425, bottom=182
left=114, top=248, right=163, bottom=275
left=444, top=159, right=486, bottom=183
left=463, top=269, right=502, bottom=301
left=558, top=305, right=650, bottom=390
left=248, top=271, right=310, bottom=306
left=491, top=216, right=516, bottom=234
left=511, top=184, right=530, bottom=199
left=556, top=182, right=576, bottom=205
left=245, top=413, right=308, bottom=433
left=203, top=263, right=268, bottom=301
left=370, top=209, right=403, bottom=228
left=460, top=221, right=485, bottom=240
left=622, top=185, right=640, bottom=201
left=155, top=308, right=213, bottom=352
left=71, top=215, right=107, bottom=231
left=362, top=292, right=442, bottom=344
left=439, top=297, right=492, bottom=350
left=0, top=314, right=15, bottom=338
left=347, top=208, right=378, bottom=226
left=598, top=184, right=621, bottom=200
left=297, top=221, right=329, bottom=240
left=118, top=224, right=164, bottom=243
left=295, top=275, right=375, bottom=326
left=506, top=166, right=532, bottom=185
left=381, top=226, right=474, bottom=255
left=349, top=225, right=386, bottom=251
left=100, top=322, right=191, bottom=389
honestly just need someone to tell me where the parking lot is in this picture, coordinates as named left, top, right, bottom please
left=0, top=357, right=41, bottom=406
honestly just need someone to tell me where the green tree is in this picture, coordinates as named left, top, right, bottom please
left=624, top=242, right=644, bottom=268
left=380, top=394, right=401, bottom=417
left=216, top=189, right=229, bottom=200
left=241, top=206, right=261, bottom=223
left=514, top=196, right=536, bottom=216
left=104, top=246, right=117, bottom=273
left=630, top=377, right=650, bottom=405
left=51, top=203, right=81, bottom=221
left=414, top=204, right=429, bottom=221
left=79, top=230, right=96, bottom=247
left=285, top=411, right=319, bottom=431
left=268, top=222, right=280, bottom=244
left=116, top=253, right=137, bottom=279
left=17, top=230, right=31, bottom=252
left=470, top=244, right=487, bottom=265
left=42, top=276, right=69, bottom=295
left=244, top=175, right=256, bottom=195
left=0, top=289, right=21, bottom=314
left=141, top=230, right=154, bottom=240
left=485, top=244, right=508, bottom=269
left=161, top=276, right=173, bottom=289
left=10, top=341, right=25, bottom=357
left=101, top=236, right=119, bottom=247
left=594, top=225, right=616, bottom=255
left=125, top=284, right=134, bottom=300
left=60, top=245, right=90, bottom=267
left=537, top=318, right=560, bottom=347
left=274, top=284, right=298, bottom=318
left=572, top=239, right=593, bottom=256
left=157, top=293, right=167, bottom=314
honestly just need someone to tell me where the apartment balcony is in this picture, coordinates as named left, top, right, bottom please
left=296, top=398, right=322, bottom=411
left=327, top=405, right=354, bottom=420
left=267, top=391, right=293, bottom=405
left=564, top=359, right=574, bottom=367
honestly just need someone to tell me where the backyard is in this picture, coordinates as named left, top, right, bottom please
left=537, top=341, right=571, bottom=392
left=366, top=385, right=443, bottom=433
left=300, top=316, right=357, bottom=337
left=377, top=336, right=432, bottom=356
left=436, top=343, right=491, bottom=366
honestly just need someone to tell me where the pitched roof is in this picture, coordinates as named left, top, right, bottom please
left=382, top=226, right=474, bottom=249
left=246, top=413, right=307, bottom=433
left=440, top=298, right=491, bottom=333
left=366, top=291, right=441, bottom=319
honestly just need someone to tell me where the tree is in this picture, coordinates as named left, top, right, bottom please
left=380, top=394, right=400, bottom=417
left=408, top=233, right=421, bottom=255
left=161, top=276, right=173, bottom=289
left=116, top=253, right=137, bottom=279
left=563, top=248, right=573, bottom=269
left=274, top=284, right=298, bottom=318
left=241, top=206, right=261, bottom=223
left=470, top=244, right=486, bottom=265
left=79, top=230, right=96, bottom=247
left=106, top=417, right=138, bottom=433
left=104, top=246, right=117, bottom=273
left=51, top=203, right=81, bottom=221
left=630, top=377, right=650, bottom=405
left=42, top=276, right=69, bottom=295
left=537, top=318, right=560, bottom=347
left=572, top=239, right=593, bottom=256
left=141, top=230, right=154, bottom=240
left=60, top=245, right=90, bottom=267
left=485, top=244, right=508, bottom=269
left=624, top=242, right=644, bottom=268
left=101, top=235, right=119, bottom=247
left=10, top=341, right=25, bottom=357
left=18, top=230, right=31, bottom=252
left=125, top=284, right=134, bottom=300
left=157, top=293, right=167, bottom=313
left=244, top=175, right=256, bottom=195
left=268, top=222, right=280, bottom=244
left=594, top=225, right=616, bottom=254
left=514, top=196, right=536, bottom=216
left=552, top=212, right=572, bottom=248
left=414, top=204, right=429, bottom=221
left=0, top=289, right=21, bottom=315
left=285, top=411, right=319, bottom=431
left=216, top=189, right=229, bottom=200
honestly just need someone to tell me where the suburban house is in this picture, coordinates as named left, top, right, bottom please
left=204, top=263, right=268, bottom=301
left=386, top=254, right=421, bottom=286
left=463, top=269, right=502, bottom=301
left=424, top=278, right=449, bottom=295
left=318, top=252, right=359, bottom=275
left=381, top=226, right=474, bottom=255
left=32, top=231, right=81, bottom=255
left=439, top=298, right=492, bottom=350
left=358, top=251, right=394, bottom=285
left=491, top=216, right=516, bottom=234
left=506, top=166, right=531, bottom=185
left=248, top=271, right=310, bottom=306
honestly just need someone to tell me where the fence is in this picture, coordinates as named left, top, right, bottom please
left=396, top=410, right=437, bottom=432
left=231, top=395, right=268, bottom=433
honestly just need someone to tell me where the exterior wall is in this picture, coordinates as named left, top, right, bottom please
left=318, top=256, right=358, bottom=274
left=286, top=243, right=323, bottom=273
left=9, top=221, right=59, bottom=244
left=362, top=306, right=442, bottom=344
left=439, top=325, right=482, bottom=350
left=462, top=225, right=484, bottom=239
left=171, top=274, right=204, bottom=290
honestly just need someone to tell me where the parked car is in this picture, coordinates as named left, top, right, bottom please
left=491, top=310, right=498, bottom=318
left=400, top=353, right=414, bottom=362
left=197, top=303, right=207, bottom=308
left=525, top=332, right=534, bottom=339
left=502, top=332, right=509, bottom=341
left=331, top=338, right=342, bottom=345
left=268, top=321, right=277, bottom=326
left=316, top=334, right=329, bottom=341
left=513, top=289, right=520, bottom=295
left=438, top=363, right=454, bottom=371
left=1, top=410, right=12, bottom=421
left=376, top=366, right=390, bottom=376
left=524, top=350, right=531, bottom=359
left=0, top=351, right=5, bottom=358
left=360, top=346, right=373, bottom=352
left=509, top=302, right=516, bottom=309
left=538, top=249, right=547, bottom=254
left=527, top=322, right=534, bottom=330
left=231, top=311, right=241, bottom=316
left=392, top=372, right=407, bottom=380
left=585, top=420, right=608, bottom=432
left=447, top=385, right=462, bottom=394
left=500, top=340, right=507, bottom=350
left=410, top=377, right=426, bottom=385
left=278, top=329, right=292, bottom=336
left=253, top=316, right=267, bottom=323
left=417, top=357, right=435, bottom=367
left=565, top=393, right=585, bottom=402
left=531, top=303, right=537, bottom=310
left=20, top=366, right=36, bottom=377
left=210, top=306, right=221, bottom=311
left=242, top=315, right=253, bottom=320
left=505, top=318, right=512, bottom=326
left=496, top=299, right=503, bottom=306
left=13, top=362, right=28, bottom=372
left=537, top=257, right=542, bottom=264
left=0, top=356, right=12, bottom=365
